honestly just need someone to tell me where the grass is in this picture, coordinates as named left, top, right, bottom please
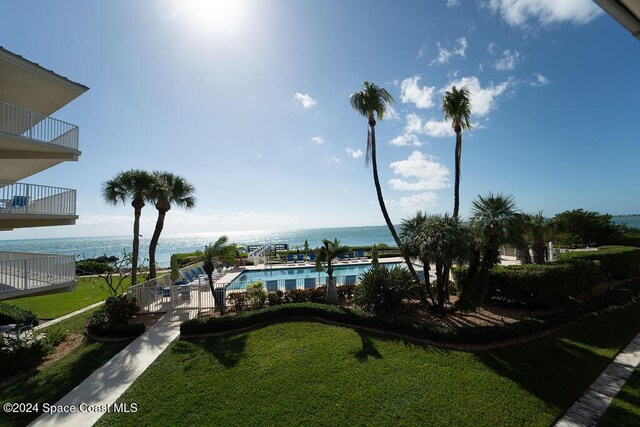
left=0, top=306, right=131, bottom=427
left=7, top=276, right=132, bottom=320
left=96, top=302, right=640, bottom=426
left=599, top=365, right=640, bottom=426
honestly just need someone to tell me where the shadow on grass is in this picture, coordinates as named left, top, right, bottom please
left=187, top=335, right=249, bottom=368
left=473, top=303, right=640, bottom=413
left=353, top=329, right=383, bottom=362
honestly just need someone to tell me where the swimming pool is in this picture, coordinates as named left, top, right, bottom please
left=227, top=261, right=421, bottom=292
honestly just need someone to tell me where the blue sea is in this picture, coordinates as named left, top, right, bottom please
left=0, top=225, right=397, bottom=267
left=0, top=216, right=638, bottom=268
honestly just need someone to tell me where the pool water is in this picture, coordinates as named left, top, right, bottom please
left=227, top=261, right=411, bottom=291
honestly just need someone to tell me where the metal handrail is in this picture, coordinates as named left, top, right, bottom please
left=0, top=182, right=76, bottom=216
left=0, top=100, right=79, bottom=150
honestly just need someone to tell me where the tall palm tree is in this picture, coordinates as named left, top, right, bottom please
left=148, top=172, right=196, bottom=279
left=442, top=86, right=472, bottom=220
left=350, top=81, right=420, bottom=284
left=314, top=238, right=349, bottom=304
left=102, top=170, right=156, bottom=286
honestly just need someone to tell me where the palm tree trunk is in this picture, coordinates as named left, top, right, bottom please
left=453, top=131, right=462, bottom=220
left=369, top=120, right=428, bottom=300
left=327, top=274, right=338, bottom=305
left=149, top=208, right=167, bottom=280
left=131, top=203, right=143, bottom=286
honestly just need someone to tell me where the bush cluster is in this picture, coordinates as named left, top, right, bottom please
left=556, top=246, right=640, bottom=279
left=354, top=266, right=417, bottom=315
left=87, top=295, right=143, bottom=338
left=0, top=303, right=39, bottom=327
left=76, top=259, right=112, bottom=275
left=226, top=285, right=359, bottom=312
left=181, top=278, right=640, bottom=344
left=453, top=260, right=600, bottom=308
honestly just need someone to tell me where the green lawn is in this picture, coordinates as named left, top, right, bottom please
left=599, top=365, right=640, bottom=426
left=7, top=276, right=132, bottom=320
left=96, top=302, right=640, bottom=427
left=0, top=306, right=131, bottom=427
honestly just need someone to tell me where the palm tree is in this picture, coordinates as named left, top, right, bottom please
left=350, top=81, right=421, bottom=284
left=102, top=170, right=156, bottom=286
left=458, top=193, right=520, bottom=308
left=202, top=236, right=238, bottom=297
left=314, top=238, right=349, bottom=304
left=400, top=212, right=436, bottom=305
left=148, top=172, right=196, bottom=279
left=418, top=214, right=469, bottom=311
left=528, top=212, right=548, bottom=264
left=442, top=86, right=472, bottom=220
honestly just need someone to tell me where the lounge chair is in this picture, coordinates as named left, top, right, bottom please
left=304, top=277, right=316, bottom=289
left=196, top=266, right=205, bottom=276
left=338, top=253, right=347, bottom=263
left=417, top=270, right=425, bottom=282
left=266, top=280, right=278, bottom=293
left=182, top=270, right=194, bottom=283
left=287, top=254, right=295, bottom=265
left=180, top=288, right=191, bottom=300
left=297, top=254, right=304, bottom=264
left=348, top=251, right=358, bottom=262
left=357, top=250, right=367, bottom=262
left=309, top=253, right=316, bottom=263
left=345, top=275, right=357, bottom=285
left=285, top=279, right=297, bottom=291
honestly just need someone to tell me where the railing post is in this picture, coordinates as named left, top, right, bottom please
left=28, top=110, right=33, bottom=139
left=25, top=184, right=30, bottom=214
left=23, top=259, right=28, bottom=290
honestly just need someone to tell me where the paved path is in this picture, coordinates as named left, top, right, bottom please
left=555, top=331, right=640, bottom=427
left=29, top=310, right=194, bottom=427
left=34, top=301, right=105, bottom=331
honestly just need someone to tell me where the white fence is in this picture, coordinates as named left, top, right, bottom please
left=0, top=183, right=76, bottom=216
left=0, top=100, right=79, bottom=150
left=0, top=252, right=75, bottom=294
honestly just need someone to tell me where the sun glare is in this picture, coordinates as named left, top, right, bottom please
left=178, top=0, right=247, bottom=35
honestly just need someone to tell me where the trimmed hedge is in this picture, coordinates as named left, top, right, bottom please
left=76, top=260, right=111, bottom=275
left=556, top=246, right=640, bottom=279
left=453, top=260, right=600, bottom=308
left=180, top=279, right=640, bottom=345
left=0, top=303, right=39, bottom=326
left=87, top=321, right=145, bottom=338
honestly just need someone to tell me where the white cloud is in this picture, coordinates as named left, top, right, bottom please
left=488, top=0, right=602, bottom=28
left=294, top=92, right=317, bottom=108
left=430, top=37, right=468, bottom=66
left=257, top=152, right=262, bottom=158
left=385, top=105, right=400, bottom=120
left=400, top=76, right=436, bottom=109
left=311, top=136, right=324, bottom=145
left=345, top=148, right=363, bottom=159
left=447, top=0, right=460, bottom=7
left=530, top=73, right=550, bottom=86
left=331, top=155, right=341, bottom=163
left=487, top=42, right=497, bottom=55
left=494, top=49, right=521, bottom=70
left=424, top=119, right=455, bottom=137
left=390, top=133, right=423, bottom=147
left=390, top=192, right=439, bottom=213
left=389, top=151, right=450, bottom=191
left=441, top=76, right=510, bottom=117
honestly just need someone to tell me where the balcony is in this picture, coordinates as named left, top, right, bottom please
left=0, top=100, right=80, bottom=183
left=0, top=182, right=77, bottom=230
left=0, top=252, right=76, bottom=300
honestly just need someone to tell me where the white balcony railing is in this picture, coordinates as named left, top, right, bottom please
left=0, top=252, right=75, bottom=294
left=0, top=183, right=76, bottom=216
left=0, top=100, right=79, bottom=150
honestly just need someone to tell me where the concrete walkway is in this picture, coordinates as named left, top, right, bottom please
left=30, top=310, right=194, bottom=427
left=555, top=331, right=640, bottom=427
left=34, top=301, right=105, bottom=331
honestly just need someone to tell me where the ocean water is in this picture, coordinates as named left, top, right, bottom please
left=0, top=225, right=396, bottom=267
left=1, top=216, right=638, bottom=268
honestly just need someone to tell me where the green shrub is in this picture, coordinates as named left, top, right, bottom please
left=354, top=266, right=416, bottom=315
left=284, top=287, right=326, bottom=304
left=556, top=246, right=640, bottom=279
left=337, top=284, right=358, bottom=302
left=453, top=260, right=600, bottom=308
left=227, top=292, right=248, bottom=311
left=87, top=321, right=145, bottom=338
left=267, top=290, right=284, bottom=306
left=103, top=295, right=139, bottom=323
left=181, top=279, right=640, bottom=344
left=246, top=281, right=267, bottom=310
left=76, top=259, right=111, bottom=275
left=0, top=331, right=50, bottom=377
left=0, top=303, right=39, bottom=326
left=174, top=251, right=204, bottom=268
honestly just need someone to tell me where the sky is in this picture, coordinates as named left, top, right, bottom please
left=1, top=0, right=639, bottom=240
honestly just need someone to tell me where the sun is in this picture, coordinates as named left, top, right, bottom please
left=178, top=0, right=247, bottom=35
